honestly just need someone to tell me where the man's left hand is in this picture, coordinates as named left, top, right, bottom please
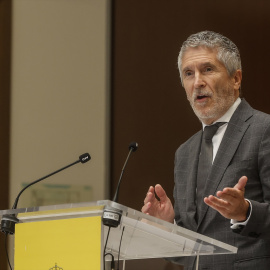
left=204, top=176, right=250, bottom=221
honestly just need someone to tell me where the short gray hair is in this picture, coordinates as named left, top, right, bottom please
left=178, top=31, right=242, bottom=84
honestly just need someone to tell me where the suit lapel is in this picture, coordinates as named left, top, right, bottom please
left=197, top=99, right=253, bottom=228
left=185, top=131, right=202, bottom=231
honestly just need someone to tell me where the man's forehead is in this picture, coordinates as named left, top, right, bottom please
left=181, top=46, right=219, bottom=68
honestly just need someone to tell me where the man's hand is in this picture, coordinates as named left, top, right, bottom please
left=141, top=184, right=175, bottom=223
left=204, top=176, right=250, bottom=221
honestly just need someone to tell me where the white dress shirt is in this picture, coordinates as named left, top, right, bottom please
left=202, top=97, right=241, bottom=162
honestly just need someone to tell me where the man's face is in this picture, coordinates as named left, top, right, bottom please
left=181, top=46, right=241, bottom=125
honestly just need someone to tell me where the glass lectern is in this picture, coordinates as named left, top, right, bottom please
left=0, top=200, right=237, bottom=269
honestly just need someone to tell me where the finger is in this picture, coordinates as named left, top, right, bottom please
left=216, top=192, right=241, bottom=207
left=204, top=195, right=230, bottom=209
left=143, top=191, right=155, bottom=204
left=143, top=186, right=155, bottom=204
left=204, top=196, right=222, bottom=210
left=154, top=184, right=168, bottom=202
left=217, top=188, right=242, bottom=200
left=234, top=176, right=248, bottom=191
left=141, top=202, right=151, bottom=213
left=204, top=198, right=229, bottom=217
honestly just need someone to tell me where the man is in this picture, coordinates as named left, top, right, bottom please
left=142, top=31, right=270, bottom=269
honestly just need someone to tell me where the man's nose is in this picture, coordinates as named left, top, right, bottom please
left=194, top=73, right=206, bottom=89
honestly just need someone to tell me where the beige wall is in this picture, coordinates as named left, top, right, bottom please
left=10, top=0, right=110, bottom=208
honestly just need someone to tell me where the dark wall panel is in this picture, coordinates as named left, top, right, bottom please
left=0, top=0, right=11, bottom=269
left=111, top=1, right=270, bottom=269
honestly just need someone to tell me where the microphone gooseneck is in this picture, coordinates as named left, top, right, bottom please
left=112, top=142, right=138, bottom=203
left=1, top=153, right=91, bottom=235
left=102, top=142, right=138, bottom=228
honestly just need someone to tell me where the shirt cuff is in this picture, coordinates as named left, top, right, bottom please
left=230, top=199, right=252, bottom=229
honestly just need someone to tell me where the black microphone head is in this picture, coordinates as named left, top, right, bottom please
left=129, top=142, right=138, bottom=152
left=79, top=153, right=91, bottom=163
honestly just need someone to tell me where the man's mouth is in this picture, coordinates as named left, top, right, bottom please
left=196, top=94, right=209, bottom=101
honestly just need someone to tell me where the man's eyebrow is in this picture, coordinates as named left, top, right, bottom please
left=201, top=61, right=215, bottom=67
left=182, top=66, right=192, bottom=73
left=182, top=61, right=215, bottom=72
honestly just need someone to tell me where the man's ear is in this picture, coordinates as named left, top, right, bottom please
left=233, top=69, right=242, bottom=91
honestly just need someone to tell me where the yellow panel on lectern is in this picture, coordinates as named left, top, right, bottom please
left=15, top=216, right=101, bottom=270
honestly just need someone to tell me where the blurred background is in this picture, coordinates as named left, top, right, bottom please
left=1, top=0, right=270, bottom=269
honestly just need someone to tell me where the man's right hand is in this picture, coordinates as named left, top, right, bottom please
left=141, top=184, right=175, bottom=223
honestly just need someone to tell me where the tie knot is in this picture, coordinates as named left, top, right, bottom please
left=203, top=122, right=226, bottom=141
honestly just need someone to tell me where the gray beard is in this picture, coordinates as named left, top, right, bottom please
left=190, top=94, right=235, bottom=123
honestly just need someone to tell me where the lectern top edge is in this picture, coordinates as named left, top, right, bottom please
left=0, top=200, right=237, bottom=255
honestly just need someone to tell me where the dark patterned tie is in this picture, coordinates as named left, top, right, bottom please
left=196, top=122, right=226, bottom=221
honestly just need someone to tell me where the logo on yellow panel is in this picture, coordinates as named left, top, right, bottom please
left=49, top=263, right=63, bottom=270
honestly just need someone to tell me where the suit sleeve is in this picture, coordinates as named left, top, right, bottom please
left=239, top=122, right=270, bottom=239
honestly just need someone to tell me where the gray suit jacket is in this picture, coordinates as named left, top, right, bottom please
left=173, top=99, right=270, bottom=270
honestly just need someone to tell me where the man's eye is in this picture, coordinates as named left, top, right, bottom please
left=185, top=71, right=192, bottom=76
left=205, top=67, right=212, bottom=72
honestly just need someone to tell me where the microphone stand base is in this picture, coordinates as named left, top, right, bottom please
left=1, top=214, right=19, bottom=235
left=102, top=206, right=122, bottom=228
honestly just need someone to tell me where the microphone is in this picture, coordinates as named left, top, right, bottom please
left=113, top=142, right=138, bottom=202
left=102, top=142, right=138, bottom=228
left=1, top=153, right=91, bottom=235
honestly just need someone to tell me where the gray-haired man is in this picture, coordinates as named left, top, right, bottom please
left=142, top=31, right=270, bottom=269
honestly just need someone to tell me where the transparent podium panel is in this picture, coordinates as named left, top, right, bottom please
left=0, top=200, right=237, bottom=268
left=98, top=200, right=237, bottom=260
